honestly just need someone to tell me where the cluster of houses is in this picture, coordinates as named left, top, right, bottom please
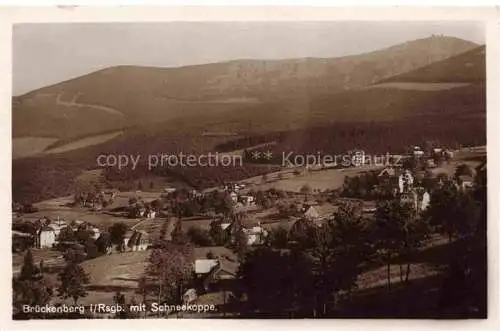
left=11, top=217, right=102, bottom=250
left=13, top=214, right=153, bottom=254
left=223, top=182, right=256, bottom=210
left=129, top=206, right=157, bottom=219
left=378, top=167, right=430, bottom=213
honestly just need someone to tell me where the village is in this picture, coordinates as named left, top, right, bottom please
left=11, top=143, right=486, bottom=318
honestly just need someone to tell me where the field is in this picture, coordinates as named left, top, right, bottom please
left=44, top=131, right=123, bottom=155
left=239, top=165, right=385, bottom=193
left=12, top=137, right=58, bottom=159
left=81, top=251, right=150, bottom=305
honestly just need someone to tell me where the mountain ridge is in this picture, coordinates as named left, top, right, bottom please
left=13, top=35, right=480, bottom=141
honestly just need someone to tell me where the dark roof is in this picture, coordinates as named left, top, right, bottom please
left=459, top=175, right=474, bottom=182
left=127, top=230, right=149, bottom=247
left=194, top=246, right=237, bottom=261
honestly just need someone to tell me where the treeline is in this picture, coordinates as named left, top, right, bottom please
left=219, top=117, right=485, bottom=166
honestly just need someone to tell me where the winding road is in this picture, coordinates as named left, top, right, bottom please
left=56, top=92, right=124, bottom=116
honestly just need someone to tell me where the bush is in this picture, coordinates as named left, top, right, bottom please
left=186, top=226, right=213, bottom=246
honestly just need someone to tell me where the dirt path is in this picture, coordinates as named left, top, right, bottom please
left=56, top=92, right=124, bottom=116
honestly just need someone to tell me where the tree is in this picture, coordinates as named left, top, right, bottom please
left=186, top=226, right=212, bottom=246
left=20, top=249, right=37, bottom=280
left=13, top=252, right=53, bottom=320
left=109, top=222, right=129, bottom=251
left=139, top=244, right=193, bottom=315
left=213, top=194, right=233, bottom=217
left=128, top=196, right=138, bottom=205
left=57, top=255, right=90, bottom=305
left=432, top=152, right=444, bottom=167
left=237, top=247, right=314, bottom=316
left=437, top=175, right=487, bottom=317
left=57, top=226, right=76, bottom=242
left=426, top=184, right=480, bottom=242
left=113, top=291, right=130, bottom=319
left=63, top=248, right=86, bottom=264
left=374, top=198, right=429, bottom=291
left=128, top=203, right=141, bottom=219
left=171, top=219, right=188, bottom=245
left=95, top=232, right=112, bottom=254
left=454, top=163, right=474, bottom=180
left=265, top=226, right=289, bottom=249
left=309, top=203, right=369, bottom=314
left=83, top=238, right=100, bottom=260
left=75, top=228, right=93, bottom=245
left=151, top=199, right=164, bottom=212
left=232, top=227, right=249, bottom=262
left=288, top=219, right=318, bottom=250
left=300, top=184, right=312, bottom=196
left=209, top=219, right=229, bottom=246
left=228, top=215, right=249, bottom=261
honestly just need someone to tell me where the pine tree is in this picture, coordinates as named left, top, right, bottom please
left=139, top=244, right=193, bottom=315
left=171, top=219, right=187, bottom=244
left=57, top=260, right=90, bottom=305
left=13, top=250, right=52, bottom=318
left=20, top=249, right=36, bottom=280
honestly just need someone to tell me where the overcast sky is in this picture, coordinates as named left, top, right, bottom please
left=13, top=22, right=484, bottom=95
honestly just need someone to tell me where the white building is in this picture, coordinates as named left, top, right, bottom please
left=163, top=187, right=177, bottom=194
left=229, top=191, right=238, bottom=203
left=303, top=206, right=321, bottom=221
left=195, top=259, right=219, bottom=275
left=413, top=146, right=425, bottom=157
left=243, top=224, right=268, bottom=246
left=420, top=191, right=431, bottom=211
left=398, top=170, right=414, bottom=193
left=400, top=189, right=431, bottom=213
left=35, top=218, right=68, bottom=249
left=458, top=175, right=474, bottom=191
left=36, top=228, right=58, bottom=249
left=90, top=227, right=101, bottom=240
left=240, top=195, right=255, bottom=206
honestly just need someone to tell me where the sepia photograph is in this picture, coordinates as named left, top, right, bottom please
left=10, top=20, right=487, bottom=320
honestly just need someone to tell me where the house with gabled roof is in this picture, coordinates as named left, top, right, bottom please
left=193, top=247, right=239, bottom=292
left=303, top=205, right=320, bottom=220
left=457, top=175, right=474, bottom=191
left=35, top=217, right=68, bottom=249
left=124, top=230, right=149, bottom=251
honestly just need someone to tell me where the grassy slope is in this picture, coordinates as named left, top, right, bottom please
left=12, top=36, right=477, bottom=140
left=380, top=46, right=485, bottom=83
